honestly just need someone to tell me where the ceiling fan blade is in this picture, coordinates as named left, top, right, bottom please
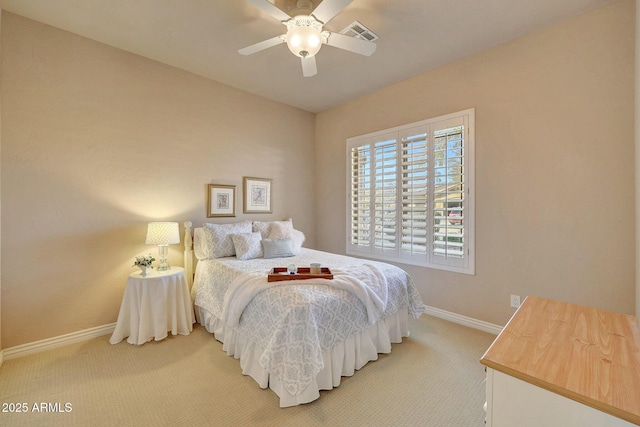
left=238, top=35, right=285, bottom=55
left=312, top=0, right=353, bottom=24
left=324, top=32, right=376, bottom=56
left=301, top=55, right=317, bottom=77
left=246, top=0, right=292, bottom=22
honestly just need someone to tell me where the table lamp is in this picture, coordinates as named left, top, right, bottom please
left=145, top=222, right=180, bottom=271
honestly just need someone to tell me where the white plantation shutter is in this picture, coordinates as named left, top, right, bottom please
left=400, top=126, right=428, bottom=261
left=373, top=136, right=398, bottom=254
left=347, top=109, right=474, bottom=275
left=431, top=116, right=468, bottom=269
left=349, top=144, right=371, bottom=250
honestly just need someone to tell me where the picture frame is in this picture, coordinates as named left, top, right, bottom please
left=207, top=184, right=236, bottom=217
left=243, top=177, right=272, bottom=214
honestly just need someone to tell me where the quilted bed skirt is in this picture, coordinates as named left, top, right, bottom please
left=196, top=306, right=410, bottom=407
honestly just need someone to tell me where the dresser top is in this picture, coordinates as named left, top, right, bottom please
left=480, top=296, right=640, bottom=425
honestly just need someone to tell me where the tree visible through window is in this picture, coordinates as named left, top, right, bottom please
left=347, top=109, right=475, bottom=275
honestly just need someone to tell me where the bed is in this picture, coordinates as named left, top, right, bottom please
left=185, top=220, right=425, bottom=407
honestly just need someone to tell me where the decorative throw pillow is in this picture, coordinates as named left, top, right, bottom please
left=262, top=239, right=295, bottom=259
left=252, top=219, right=293, bottom=239
left=290, top=229, right=305, bottom=254
left=202, top=221, right=252, bottom=258
left=267, top=221, right=292, bottom=240
left=268, top=222, right=305, bottom=254
left=231, top=232, right=263, bottom=260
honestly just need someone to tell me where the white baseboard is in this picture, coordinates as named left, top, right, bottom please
left=0, top=307, right=501, bottom=362
left=2, top=323, right=116, bottom=361
left=424, top=305, right=503, bottom=335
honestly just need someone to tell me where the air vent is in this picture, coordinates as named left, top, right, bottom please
left=339, top=21, right=379, bottom=42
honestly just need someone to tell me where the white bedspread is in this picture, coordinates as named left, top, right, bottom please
left=221, top=264, right=388, bottom=328
left=193, top=248, right=425, bottom=397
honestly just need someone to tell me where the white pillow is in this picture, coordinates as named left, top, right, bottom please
left=268, top=222, right=305, bottom=254
left=231, top=232, right=263, bottom=260
left=262, top=239, right=295, bottom=259
left=193, top=228, right=207, bottom=260
left=252, top=219, right=293, bottom=239
left=201, top=221, right=252, bottom=259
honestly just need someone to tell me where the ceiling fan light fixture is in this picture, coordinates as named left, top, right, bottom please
left=240, top=0, right=374, bottom=77
left=286, top=16, right=323, bottom=58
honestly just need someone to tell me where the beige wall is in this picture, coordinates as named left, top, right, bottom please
left=0, top=5, right=3, bottom=353
left=1, top=13, right=316, bottom=348
left=316, top=0, right=636, bottom=326
left=636, top=0, right=640, bottom=324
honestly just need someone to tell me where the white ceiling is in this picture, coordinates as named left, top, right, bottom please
left=0, top=0, right=618, bottom=112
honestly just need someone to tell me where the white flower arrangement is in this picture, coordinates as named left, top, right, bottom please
left=133, top=254, right=155, bottom=268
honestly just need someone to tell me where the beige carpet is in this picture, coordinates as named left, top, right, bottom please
left=0, top=315, right=495, bottom=427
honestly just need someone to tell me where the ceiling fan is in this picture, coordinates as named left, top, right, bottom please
left=239, top=0, right=377, bottom=77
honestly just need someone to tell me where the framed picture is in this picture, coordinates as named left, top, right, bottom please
left=243, top=177, right=272, bottom=214
left=207, top=184, right=236, bottom=217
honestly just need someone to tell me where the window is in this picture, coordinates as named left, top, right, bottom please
left=346, top=108, right=475, bottom=275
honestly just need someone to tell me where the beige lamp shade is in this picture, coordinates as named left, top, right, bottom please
left=145, top=222, right=180, bottom=246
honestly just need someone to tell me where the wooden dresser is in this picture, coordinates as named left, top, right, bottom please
left=480, top=296, right=640, bottom=426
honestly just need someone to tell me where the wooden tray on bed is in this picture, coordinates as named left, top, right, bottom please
left=268, top=267, right=333, bottom=282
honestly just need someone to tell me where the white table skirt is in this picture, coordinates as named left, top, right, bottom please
left=110, top=267, right=194, bottom=345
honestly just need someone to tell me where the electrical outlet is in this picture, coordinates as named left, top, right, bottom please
left=510, top=294, right=521, bottom=308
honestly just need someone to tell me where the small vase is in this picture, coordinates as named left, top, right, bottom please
left=138, top=265, right=147, bottom=277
